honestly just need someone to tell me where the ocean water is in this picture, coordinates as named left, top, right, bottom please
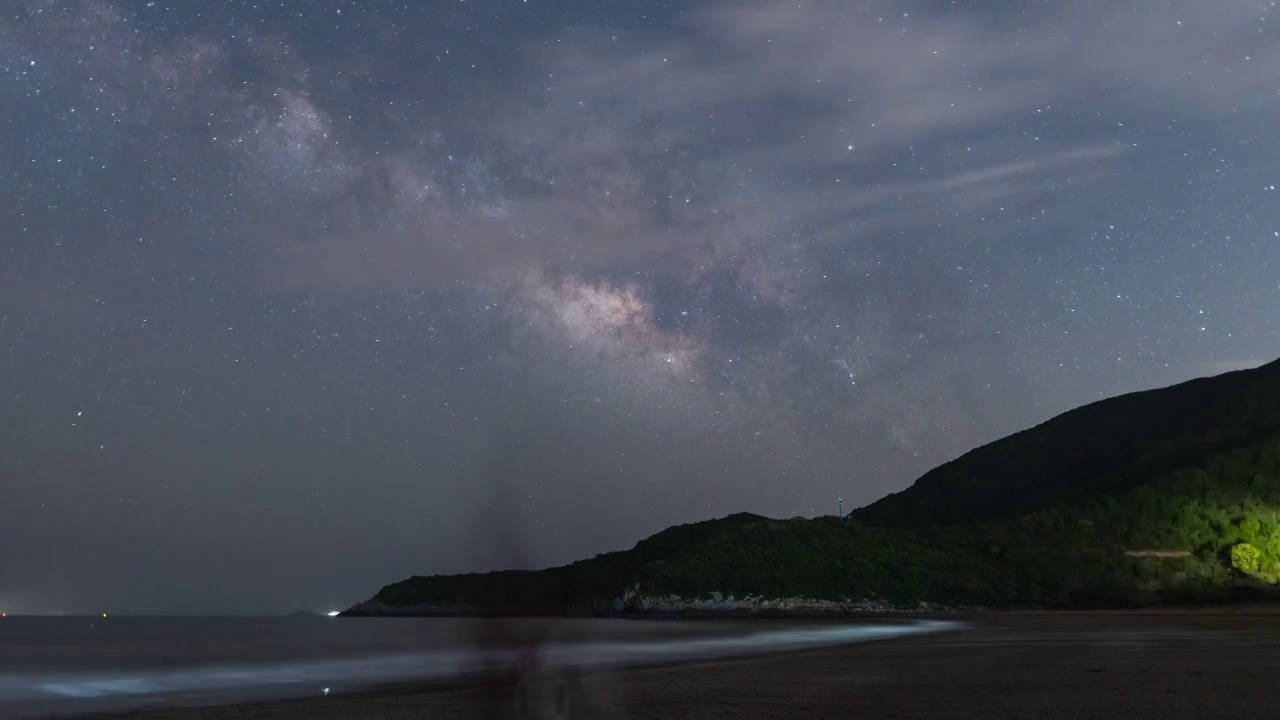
left=0, top=615, right=962, bottom=718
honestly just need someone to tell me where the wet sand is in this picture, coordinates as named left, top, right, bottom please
left=95, top=610, right=1280, bottom=719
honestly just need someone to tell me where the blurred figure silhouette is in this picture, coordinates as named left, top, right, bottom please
left=462, top=476, right=626, bottom=719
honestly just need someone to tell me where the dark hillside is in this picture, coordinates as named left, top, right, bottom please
left=349, top=359, right=1280, bottom=615
left=361, top=513, right=766, bottom=614
left=854, top=359, right=1280, bottom=528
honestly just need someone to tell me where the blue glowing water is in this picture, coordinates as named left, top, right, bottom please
left=0, top=616, right=963, bottom=717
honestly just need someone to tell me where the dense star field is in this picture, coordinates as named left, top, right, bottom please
left=1, top=0, right=1277, bottom=614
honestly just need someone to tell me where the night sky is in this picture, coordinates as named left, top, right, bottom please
left=1, top=0, right=1277, bottom=615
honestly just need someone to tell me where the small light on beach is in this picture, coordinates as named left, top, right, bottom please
left=102, top=613, right=108, bottom=618
left=323, top=687, right=331, bottom=695
left=1, top=612, right=6, bottom=618
left=327, top=610, right=341, bottom=617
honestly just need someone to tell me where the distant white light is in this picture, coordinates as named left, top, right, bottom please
left=327, top=610, right=341, bottom=617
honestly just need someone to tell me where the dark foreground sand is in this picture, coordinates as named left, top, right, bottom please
left=96, top=610, right=1280, bottom=719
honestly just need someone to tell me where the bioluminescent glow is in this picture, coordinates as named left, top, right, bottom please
left=0, top=621, right=964, bottom=718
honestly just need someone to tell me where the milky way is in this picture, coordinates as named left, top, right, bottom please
left=1, top=0, right=1277, bottom=614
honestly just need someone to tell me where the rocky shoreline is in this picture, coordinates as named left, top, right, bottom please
left=341, top=590, right=972, bottom=618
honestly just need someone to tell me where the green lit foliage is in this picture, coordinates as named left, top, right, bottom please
left=1230, top=542, right=1280, bottom=583
left=1232, top=543, right=1261, bottom=575
left=1238, top=515, right=1261, bottom=543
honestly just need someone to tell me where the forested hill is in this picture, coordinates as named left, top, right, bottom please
left=853, top=358, right=1280, bottom=528
left=349, top=358, right=1280, bottom=616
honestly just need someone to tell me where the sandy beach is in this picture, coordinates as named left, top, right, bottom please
left=78, top=609, right=1280, bottom=720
